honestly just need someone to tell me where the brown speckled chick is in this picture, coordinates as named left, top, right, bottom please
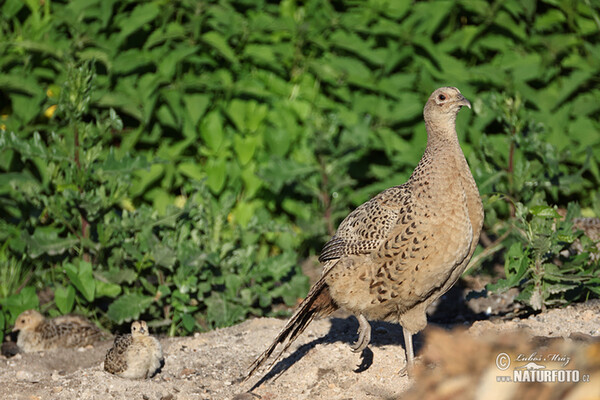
left=247, top=87, right=484, bottom=380
left=12, top=309, right=105, bottom=353
left=104, top=321, right=163, bottom=379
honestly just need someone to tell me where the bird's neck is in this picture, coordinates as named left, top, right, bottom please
left=424, top=117, right=460, bottom=149
left=424, top=130, right=461, bottom=155
left=411, top=121, right=468, bottom=183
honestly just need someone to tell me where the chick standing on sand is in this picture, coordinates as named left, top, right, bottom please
left=12, top=309, right=105, bottom=353
left=104, top=320, right=164, bottom=379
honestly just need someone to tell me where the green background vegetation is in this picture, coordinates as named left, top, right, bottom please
left=1, top=0, right=599, bottom=339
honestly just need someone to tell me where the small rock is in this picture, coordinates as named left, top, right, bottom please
left=180, top=368, right=196, bottom=377
left=232, top=394, right=258, bottom=400
left=16, top=370, right=34, bottom=381
left=1, top=341, right=20, bottom=358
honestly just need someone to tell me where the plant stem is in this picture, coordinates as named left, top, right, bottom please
left=319, top=156, right=334, bottom=236
left=74, top=124, right=81, bottom=168
left=74, top=123, right=90, bottom=261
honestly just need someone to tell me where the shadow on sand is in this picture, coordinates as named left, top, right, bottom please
left=249, top=283, right=495, bottom=390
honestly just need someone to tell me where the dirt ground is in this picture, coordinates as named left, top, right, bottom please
left=1, top=296, right=599, bottom=399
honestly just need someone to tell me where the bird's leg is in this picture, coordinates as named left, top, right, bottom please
left=399, top=328, right=415, bottom=377
left=351, top=314, right=371, bottom=353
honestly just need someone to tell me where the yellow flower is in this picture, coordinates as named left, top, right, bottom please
left=120, top=198, right=136, bottom=212
left=44, top=105, right=57, bottom=118
left=174, top=195, right=187, bottom=209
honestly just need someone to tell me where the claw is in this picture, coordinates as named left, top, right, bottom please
left=351, top=314, right=371, bottom=353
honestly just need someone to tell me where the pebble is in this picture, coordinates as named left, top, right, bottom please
left=231, top=394, right=257, bottom=400
left=180, top=368, right=196, bottom=377
left=16, top=370, right=33, bottom=381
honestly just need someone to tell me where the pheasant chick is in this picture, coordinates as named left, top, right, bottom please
left=12, top=309, right=104, bottom=353
left=104, top=320, right=164, bottom=379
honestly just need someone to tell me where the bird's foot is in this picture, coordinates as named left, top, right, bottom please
left=398, top=364, right=411, bottom=377
left=398, top=356, right=421, bottom=377
left=351, top=334, right=369, bottom=353
left=351, top=314, right=371, bottom=353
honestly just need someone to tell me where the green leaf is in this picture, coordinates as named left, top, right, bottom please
left=233, top=135, right=258, bottom=165
left=226, top=99, right=247, bottom=133
left=64, top=261, right=96, bottom=302
left=206, top=157, right=227, bottom=194
left=200, top=110, right=224, bottom=152
left=107, top=293, right=154, bottom=323
left=178, top=162, right=205, bottom=181
left=95, top=281, right=122, bottom=298
left=118, top=3, right=160, bottom=41
left=0, top=286, right=39, bottom=322
left=55, top=285, right=76, bottom=314
left=181, top=313, right=196, bottom=332
left=202, top=31, right=238, bottom=64
left=25, top=227, right=78, bottom=258
left=96, top=148, right=150, bottom=177
left=205, top=293, right=246, bottom=328
left=530, top=205, right=561, bottom=218
left=184, top=94, right=211, bottom=127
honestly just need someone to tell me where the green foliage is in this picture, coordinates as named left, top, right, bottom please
left=488, top=203, right=599, bottom=311
left=474, top=91, right=600, bottom=308
left=1, top=0, right=599, bottom=333
left=0, top=62, right=308, bottom=334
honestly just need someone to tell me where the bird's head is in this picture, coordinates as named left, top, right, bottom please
left=12, top=309, right=44, bottom=332
left=423, top=87, right=471, bottom=132
left=131, top=320, right=149, bottom=337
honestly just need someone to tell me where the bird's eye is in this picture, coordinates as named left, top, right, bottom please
left=438, top=94, right=446, bottom=101
left=21, top=319, right=25, bottom=323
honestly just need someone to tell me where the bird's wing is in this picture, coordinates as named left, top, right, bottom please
left=37, top=322, right=59, bottom=342
left=319, top=184, right=411, bottom=264
left=104, top=334, right=132, bottom=374
left=42, top=319, right=103, bottom=346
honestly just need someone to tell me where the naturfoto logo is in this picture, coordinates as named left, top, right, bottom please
left=495, top=352, right=590, bottom=383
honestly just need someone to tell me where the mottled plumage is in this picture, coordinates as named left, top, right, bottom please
left=104, top=321, right=163, bottom=379
left=246, top=87, right=484, bottom=379
left=12, top=309, right=104, bottom=353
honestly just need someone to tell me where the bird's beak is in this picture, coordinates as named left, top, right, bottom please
left=12, top=326, right=19, bottom=332
left=458, top=95, right=471, bottom=109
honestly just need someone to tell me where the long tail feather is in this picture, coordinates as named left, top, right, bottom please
left=245, top=271, right=338, bottom=380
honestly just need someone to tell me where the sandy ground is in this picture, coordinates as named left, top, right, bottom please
left=1, top=298, right=599, bottom=400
